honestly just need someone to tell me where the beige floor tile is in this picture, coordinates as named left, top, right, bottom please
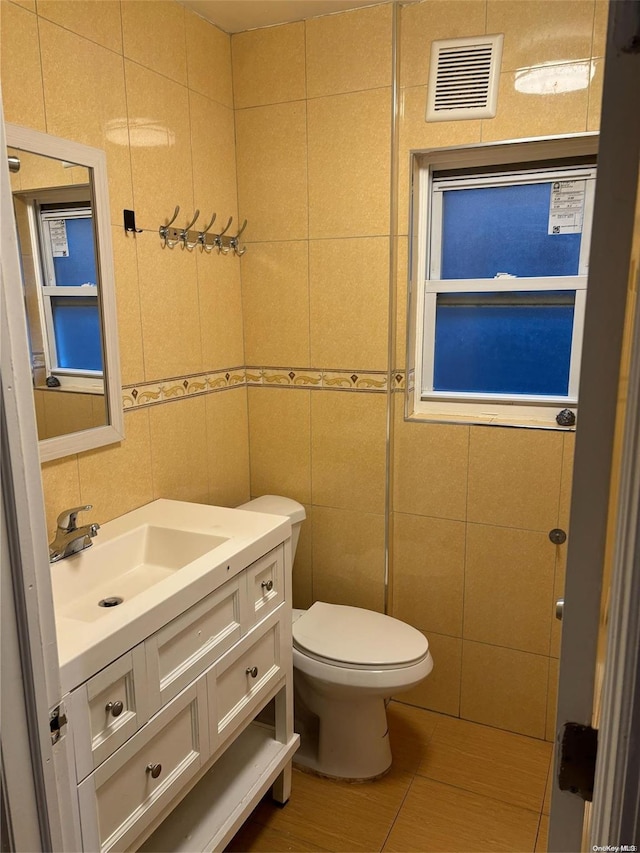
left=251, top=766, right=412, bottom=852
left=536, top=814, right=549, bottom=852
left=417, top=714, right=552, bottom=812
left=225, top=820, right=324, bottom=852
left=383, top=775, right=540, bottom=853
left=543, top=757, right=554, bottom=815
left=387, top=701, right=440, bottom=775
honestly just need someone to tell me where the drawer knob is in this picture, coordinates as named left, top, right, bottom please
left=105, top=700, right=124, bottom=718
left=261, top=579, right=274, bottom=592
left=146, top=763, right=162, bottom=779
left=246, top=666, right=259, bottom=678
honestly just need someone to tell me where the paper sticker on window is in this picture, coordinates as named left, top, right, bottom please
left=49, top=219, right=69, bottom=257
left=548, top=180, right=585, bottom=235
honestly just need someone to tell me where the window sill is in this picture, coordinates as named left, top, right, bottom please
left=406, top=407, right=576, bottom=431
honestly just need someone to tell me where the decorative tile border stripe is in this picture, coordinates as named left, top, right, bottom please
left=122, top=368, right=408, bottom=410
left=122, top=368, right=246, bottom=410
left=246, top=367, right=389, bottom=393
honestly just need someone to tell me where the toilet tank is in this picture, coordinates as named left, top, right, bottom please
left=237, top=495, right=306, bottom=559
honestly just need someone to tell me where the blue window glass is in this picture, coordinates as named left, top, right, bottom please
left=51, top=297, right=103, bottom=371
left=439, top=182, right=582, bottom=279
left=51, top=217, right=98, bottom=287
left=433, top=291, right=575, bottom=396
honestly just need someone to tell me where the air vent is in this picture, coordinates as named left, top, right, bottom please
left=426, top=34, right=503, bottom=122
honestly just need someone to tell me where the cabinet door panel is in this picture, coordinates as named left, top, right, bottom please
left=246, top=546, right=284, bottom=627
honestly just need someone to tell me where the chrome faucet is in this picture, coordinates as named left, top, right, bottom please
left=49, top=505, right=100, bottom=563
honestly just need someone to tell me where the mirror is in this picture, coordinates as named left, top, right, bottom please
left=6, top=124, right=123, bottom=461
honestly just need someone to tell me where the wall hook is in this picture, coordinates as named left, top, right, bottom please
left=230, top=219, right=248, bottom=256
left=181, top=210, right=200, bottom=249
left=198, top=212, right=217, bottom=252
left=123, top=209, right=143, bottom=234
left=215, top=216, right=233, bottom=254
left=159, top=205, right=180, bottom=247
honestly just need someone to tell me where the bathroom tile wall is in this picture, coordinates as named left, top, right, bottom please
left=1, top=0, right=251, bottom=537
left=233, top=0, right=607, bottom=739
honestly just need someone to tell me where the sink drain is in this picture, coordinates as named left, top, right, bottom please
left=98, top=596, right=123, bottom=608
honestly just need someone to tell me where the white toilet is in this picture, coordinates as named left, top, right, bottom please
left=239, top=495, right=434, bottom=780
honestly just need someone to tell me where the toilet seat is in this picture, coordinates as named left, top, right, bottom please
left=293, top=601, right=429, bottom=670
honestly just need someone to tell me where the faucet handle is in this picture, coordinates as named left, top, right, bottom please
left=57, top=505, right=93, bottom=532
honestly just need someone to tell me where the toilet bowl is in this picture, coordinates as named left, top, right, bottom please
left=238, top=495, right=434, bottom=780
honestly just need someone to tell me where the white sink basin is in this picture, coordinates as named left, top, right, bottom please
left=51, top=499, right=291, bottom=693
left=57, top=525, right=228, bottom=623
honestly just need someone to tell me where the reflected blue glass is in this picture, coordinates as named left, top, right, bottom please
left=52, top=216, right=98, bottom=288
left=440, top=183, right=582, bottom=279
left=433, top=291, right=575, bottom=396
left=51, top=297, right=103, bottom=371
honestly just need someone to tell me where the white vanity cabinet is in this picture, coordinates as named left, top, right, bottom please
left=64, top=542, right=299, bottom=853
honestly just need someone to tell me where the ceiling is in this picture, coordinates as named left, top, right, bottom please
left=181, top=0, right=389, bottom=33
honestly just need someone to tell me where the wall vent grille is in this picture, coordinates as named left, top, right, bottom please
left=426, top=34, right=504, bottom=122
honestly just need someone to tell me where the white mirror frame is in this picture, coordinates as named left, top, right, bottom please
left=6, top=123, right=124, bottom=461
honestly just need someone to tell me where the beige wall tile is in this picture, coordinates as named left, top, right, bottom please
left=112, top=227, right=144, bottom=386
left=292, top=505, right=313, bottom=610
left=309, top=237, right=389, bottom=371
left=395, top=237, right=409, bottom=370
left=189, top=91, right=238, bottom=229
left=467, top=426, right=564, bottom=531
left=482, top=70, right=589, bottom=143
left=587, top=57, right=604, bottom=132
left=121, top=0, right=186, bottom=85
left=232, top=21, right=305, bottom=109
left=39, top=20, right=132, bottom=225
left=397, top=85, right=482, bottom=236
left=400, top=0, right=487, bottom=89
left=149, top=396, right=209, bottom=503
left=196, top=249, right=245, bottom=372
left=37, top=0, right=122, bottom=52
left=42, top=390, right=95, bottom=438
left=384, top=774, right=540, bottom=853
left=241, top=242, right=310, bottom=367
left=592, top=0, right=609, bottom=57
left=546, top=657, right=559, bottom=742
left=1, top=2, right=45, bottom=130
left=306, top=4, right=392, bottom=98
left=461, top=640, right=549, bottom=738
left=248, top=387, right=311, bottom=504
left=185, top=11, right=232, bottom=108
left=8, top=0, right=35, bottom=10
left=125, top=60, right=193, bottom=231
left=307, top=88, right=391, bottom=239
left=559, top=432, right=575, bottom=531
left=398, top=631, right=462, bottom=716
left=311, top=391, right=387, bottom=514
left=418, top=714, right=551, bottom=811
left=136, top=239, right=202, bottom=381
left=392, top=512, right=465, bottom=637
left=205, top=387, right=250, bottom=507
left=464, top=524, right=556, bottom=655
left=41, top=455, right=81, bottom=540
left=235, top=102, right=308, bottom=242
left=77, top=408, right=153, bottom=523
left=487, top=1, right=594, bottom=73
left=393, top=400, right=469, bottom=520
left=311, top=506, right=385, bottom=612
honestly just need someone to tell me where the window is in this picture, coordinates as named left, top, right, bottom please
left=410, top=138, right=597, bottom=428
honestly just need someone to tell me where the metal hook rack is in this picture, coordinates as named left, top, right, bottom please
left=159, top=207, right=248, bottom=256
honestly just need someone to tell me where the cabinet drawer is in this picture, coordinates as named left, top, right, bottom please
left=209, top=610, right=285, bottom=749
left=69, top=645, right=148, bottom=781
left=77, top=678, right=208, bottom=853
left=145, top=576, right=243, bottom=711
left=246, top=546, right=284, bottom=627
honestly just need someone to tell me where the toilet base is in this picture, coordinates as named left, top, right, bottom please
left=294, top=680, right=393, bottom=780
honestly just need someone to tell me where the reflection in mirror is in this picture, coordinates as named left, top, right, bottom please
left=6, top=125, right=123, bottom=461
left=10, top=148, right=107, bottom=440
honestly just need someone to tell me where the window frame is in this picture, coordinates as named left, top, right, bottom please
left=407, top=135, right=599, bottom=429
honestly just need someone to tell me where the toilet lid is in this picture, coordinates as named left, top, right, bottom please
left=292, top=602, right=429, bottom=667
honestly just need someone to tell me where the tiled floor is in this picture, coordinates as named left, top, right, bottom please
left=225, top=702, right=553, bottom=853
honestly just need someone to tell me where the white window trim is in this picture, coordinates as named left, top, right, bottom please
left=408, top=136, right=599, bottom=430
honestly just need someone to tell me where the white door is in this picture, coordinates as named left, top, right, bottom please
left=1, top=97, right=68, bottom=849
left=549, top=2, right=640, bottom=849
